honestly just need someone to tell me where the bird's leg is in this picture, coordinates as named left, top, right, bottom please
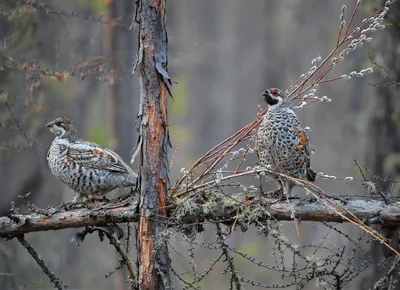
left=115, top=188, right=136, bottom=202
left=258, top=172, right=264, bottom=197
left=256, top=173, right=281, bottom=205
left=83, top=194, right=111, bottom=209
left=275, top=180, right=293, bottom=202
left=96, top=195, right=110, bottom=203
left=265, top=187, right=282, bottom=198
left=276, top=187, right=283, bottom=201
left=58, top=193, right=86, bottom=210
left=280, top=181, right=290, bottom=202
left=287, top=182, right=294, bottom=198
left=72, top=194, right=86, bottom=203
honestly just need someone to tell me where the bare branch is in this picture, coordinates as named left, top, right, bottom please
left=216, top=223, right=242, bottom=290
left=73, top=227, right=138, bottom=288
left=373, top=257, right=400, bottom=290
left=17, top=235, right=67, bottom=289
left=0, top=202, right=139, bottom=238
left=1, top=198, right=400, bottom=238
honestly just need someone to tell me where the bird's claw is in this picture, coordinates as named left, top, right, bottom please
left=58, top=200, right=84, bottom=211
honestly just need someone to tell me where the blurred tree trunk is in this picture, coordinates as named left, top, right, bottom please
left=363, top=1, right=400, bottom=289
left=107, top=0, right=135, bottom=159
left=107, top=0, right=118, bottom=151
left=106, top=1, right=135, bottom=288
left=366, top=1, right=400, bottom=190
left=136, top=0, right=171, bottom=289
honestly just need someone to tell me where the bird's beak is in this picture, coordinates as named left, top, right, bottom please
left=261, top=91, right=269, bottom=97
left=45, top=122, right=53, bottom=128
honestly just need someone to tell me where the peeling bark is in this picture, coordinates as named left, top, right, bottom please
left=135, top=0, right=171, bottom=289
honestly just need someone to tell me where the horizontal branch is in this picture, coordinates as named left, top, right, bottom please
left=0, top=202, right=139, bottom=238
left=0, top=197, right=399, bottom=238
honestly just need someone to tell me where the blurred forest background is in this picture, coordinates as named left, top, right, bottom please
left=0, top=0, right=399, bottom=289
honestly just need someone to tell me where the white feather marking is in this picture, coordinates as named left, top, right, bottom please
left=53, top=138, right=71, bottom=146
left=69, top=143, right=100, bottom=151
left=284, top=107, right=297, bottom=117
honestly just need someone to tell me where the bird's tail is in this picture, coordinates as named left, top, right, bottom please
left=307, top=167, right=317, bottom=182
left=120, top=172, right=138, bottom=188
left=100, top=224, right=124, bottom=240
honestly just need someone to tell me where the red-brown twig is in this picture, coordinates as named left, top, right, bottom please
left=288, top=4, right=390, bottom=101
left=171, top=1, right=398, bottom=257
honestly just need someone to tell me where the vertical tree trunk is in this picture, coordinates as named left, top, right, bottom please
left=366, top=1, right=400, bottom=190
left=363, top=2, right=400, bottom=288
left=136, top=0, right=171, bottom=289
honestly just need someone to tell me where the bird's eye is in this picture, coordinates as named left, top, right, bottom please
left=55, top=121, right=62, bottom=126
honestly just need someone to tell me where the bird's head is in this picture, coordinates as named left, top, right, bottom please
left=261, top=88, right=286, bottom=107
left=46, top=116, right=78, bottom=139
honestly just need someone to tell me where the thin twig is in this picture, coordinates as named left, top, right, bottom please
left=17, top=235, right=67, bottom=290
left=216, top=224, right=242, bottom=290
left=73, top=227, right=137, bottom=287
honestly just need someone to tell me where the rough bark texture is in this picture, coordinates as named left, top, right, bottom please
left=136, top=0, right=171, bottom=289
left=1, top=198, right=400, bottom=238
left=0, top=202, right=139, bottom=238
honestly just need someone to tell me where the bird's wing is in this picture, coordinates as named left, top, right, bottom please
left=300, top=130, right=316, bottom=181
left=295, top=128, right=311, bottom=154
left=293, top=123, right=315, bottom=177
left=66, top=141, right=131, bottom=173
left=286, top=113, right=311, bottom=155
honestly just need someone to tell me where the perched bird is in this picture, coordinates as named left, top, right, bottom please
left=46, top=116, right=138, bottom=202
left=255, top=88, right=316, bottom=198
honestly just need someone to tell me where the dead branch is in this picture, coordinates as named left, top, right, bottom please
left=17, top=235, right=67, bottom=289
left=73, top=227, right=137, bottom=288
left=0, top=202, right=139, bottom=238
left=216, top=223, right=242, bottom=290
left=135, top=0, right=172, bottom=289
left=1, top=197, right=400, bottom=239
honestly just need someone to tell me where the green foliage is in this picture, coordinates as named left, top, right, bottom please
left=395, top=104, right=400, bottom=125
left=170, top=126, right=193, bottom=145
left=169, top=75, right=196, bottom=170
left=169, top=76, right=191, bottom=144
left=1, top=5, right=39, bottom=58
left=384, top=153, right=400, bottom=194
left=236, top=241, right=261, bottom=258
left=170, top=75, right=189, bottom=117
left=185, top=271, right=204, bottom=289
left=89, top=122, right=110, bottom=147
left=385, top=104, right=400, bottom=195
left=77, top=0, right=106, bottom=13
